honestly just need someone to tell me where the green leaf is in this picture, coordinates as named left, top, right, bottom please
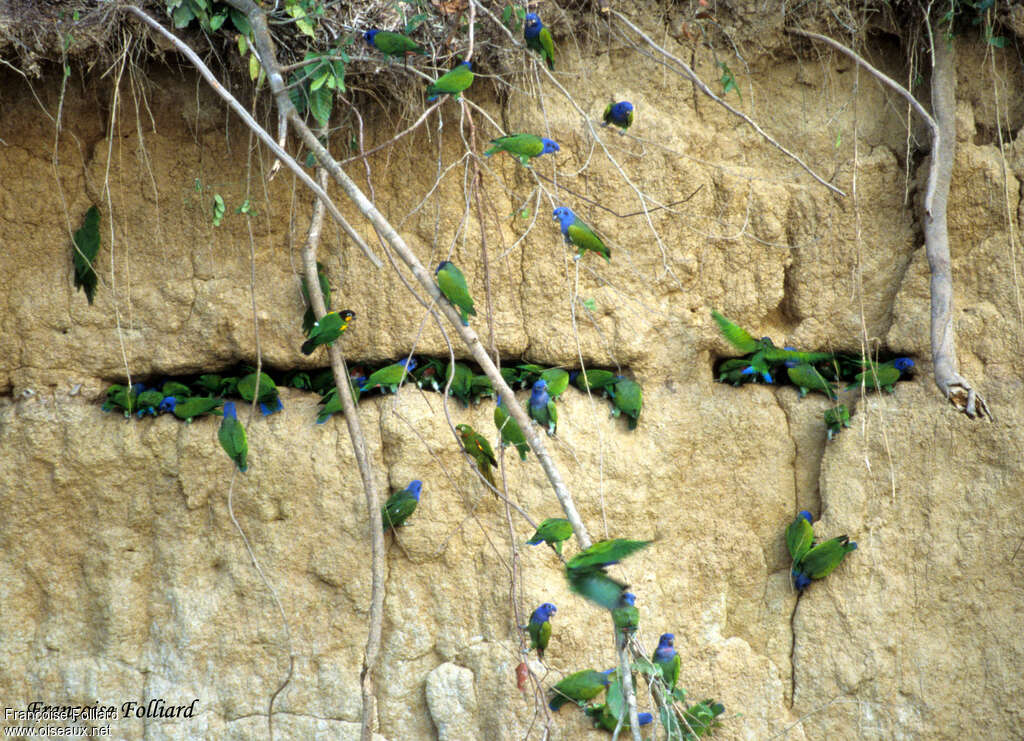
left=237, top=34, right=248, bottom=56
left=287, top=5, right=316, bottom=37
left=171, top=4, right=195, bottom=28
left=230, top=8, right=251, bottom=35
left=305, top=152, right=317, bottom=168
left=212, top=194, right=226, bottom=226
left=193, top=178, right=203, bottom=192
left=605, top=678, right=624, bottom=720
left=310, top=69, right=330, bottom=92
left=631, top=656, right=660, bottom=676
left=249, top=53, right=260, bottom=82
left=72, top=205, right=101, bottom=304
left=519, top=207, right=530, bottom=218
left=582, top=298, right=596, bottom=312
left=235, top=199, right=251, bottom=214
left=988, top=35, right=1006, bottom=48
left=309, top=84, right=333, bottom=127
left=405, top=12, right=429, bottom=34
left=719, top=62, right=739, bottom=99
left=209, top=10, right=227, bottom=31
left=501, top=5, right=512, bottom=26
left=288, top=73, right=308, bottom=115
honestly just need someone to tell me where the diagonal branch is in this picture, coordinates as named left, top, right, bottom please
left=790, top=27, right=990, bottom=418
left=119, top=4, right=382, bottom=268
left=611, top=11, right=846, bottom=198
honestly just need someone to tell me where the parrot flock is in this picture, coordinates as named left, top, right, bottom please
left=712, top=309, right=915, bottom=441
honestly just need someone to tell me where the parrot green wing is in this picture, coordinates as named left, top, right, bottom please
left=218, top=416, right=248, bottom=472
left=610, top=378, right=642, bottom=429
left=484, top=134, right=544, bottom=158
left=549, top=670, right=609, bottom=710
left=567, top=539, right=651, bottom=572
left=374, top=31, right=424, bottom=56
left=540, top=368, right=570, bottom=398
left=528, top=518, right=573, bottom=545
left=437, top=264, right=476, bottom=324
left=445, top=361, right=474, bottom=404
left=426, top=63, right=474, bottom=99
left=711, top=310, right=761, bottom=354
left=528, top=619, right=552, bottom=655
left=162, top=381, right=191, bottom=398
left=72, top=205, right=101, bottom=304
left=763, top=347, right=834, bottom=365
left=494, top=401, right=530, bottom=460
left=546, top=399, right=558, bottom=436
left=136, top=390, right=164, bottom=413
left=172, top=396, right=222, bottom=421
left=364, top=362, right=411, bottom=390
left=567, top=219, right=611, bottom=261
left=798, top=536, right=857, bottom=579
left=568, top=569, right=627, bottom=610
left=238, top=372, right=277, bottom=403
left=612, top=604, right=639, bottom=645
left=382, top=490, right=419, bottom=531
left=850, top=363, right=901, bottom=392
left=658, top=654, right=681, bottom=688
left=786, top=363, right=837, bottom=400
left=538, top=27, right=555, bottom=70
left=785, top=515, right=814, bottom=563
left=573, top=369, right=617, bottom=393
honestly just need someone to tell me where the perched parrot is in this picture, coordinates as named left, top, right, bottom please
left=548, top=669, right=613, bottom=711
left=469, top=373, right=494, bottom=403
left=135, top=389, right=165, bottom=417
left=444, top=361, right=474, bottom=404
left=565, top=539, right=651, bottom=610
left=361, top=358, right=417, bottom=394
left=494, top=395, right=530, bottom=460
left=540, top=368, right=570, bottom=398
left=553, top=207, right=611, bottom=262
left=301, top=309, right=355, bottom=355
left=847, top=357, right=915, bottom=393
left=785, top=359, right=837, bottom=400
left=652, top=633, right=680, bottom=688
left=526, top=518, right=573, bottom=555
left=238, top=371, right=283, bottom=416
left=526, top=602, right=557, bottom=660
left=315, top=377, right=363, bottom=424
left=528, top=379, right=558, bottom=436
left=102, top=384, right=138, bottom=416
left=218, top=401, right=248, bottom=472
left=161, top=381, right=191, bottom=398
left=363, top=29, right=424, bottom=58
left=612, top=592, right=639, bottom=648
left=609, top=377, right=642, bottom=429
left=426, top=61, right=473, bottom=102
left=301, top=261, right=331, bottom=334
left=571, top=369, right=617, bottom=394
left=523, top=13, right=555, bottom=70
left=455, top=423, right=498, bottom=490
left=484, top=134, right=559, bottom=167
left=785, top=511, right=814, bottom=564
left=589, top=703, right=653, bottom=732
left=792, top=535, right=857, bottom=591
left=711, top=310, right=832, bottom=383
left=382, top=480, right=422, bottom=532
left=824, top=404, right=851, bottom=441
left=194, top=374, right=224, bottom=395
left=435, top=261, right=476, bottom=326
left=601, top=101, right=634, bottom=133
left=161, top=396, right=222, bottom=422
left=72, top=205, right=101, bottom=304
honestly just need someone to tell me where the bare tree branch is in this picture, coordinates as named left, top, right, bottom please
left=611, top=11, right=846, bottom=198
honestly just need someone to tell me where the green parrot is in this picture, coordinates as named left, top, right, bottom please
left=72, top=205, right=100, bottom=304
left=483, top=134, right=560, bottom=166
left=455, top=423, right=498, bottom=490
left=540, top=368, right=570, bottom=398
left=785, top=511, right=814, bottom=564
left=382, top=480, right=422, bottom=532
left=361, top=358, right=417, bottom=394
left=167, top=396, right=222, bottom=422
left=572, top=369, right=617, bottom=394
left=602, top=101, right=634, bottom=133
left=528, top=379, right=558, bottom=436
left=300, top=261, right=331, bottom=334
left=435, top=261, right=476, bottom=326
left=363, top=29, right=424, bottom=58
left=609, top=377, right=642, bottom=429
left=218, top=401, right=248, bottom=472
left=301, top=309, right=355, bottom=355
left=412, top=357, right=444, bottom=392
left=523, top=13, right=555, bottom=70
left=238, top=371, right=283, bottom=415
left=194, top=374, right=224, bottom=395
left=786, top=361, right=837, bottom=400
left=651, top=633, right=680, bottom=689
left=824, top=404, right=851, bottom=441
left=101, top=384, right=138, bottom=416
left=586, top=678, right=655, bottom=732
left=792, top=535, right=857, bottom=591
left=681, top=699, right=726, bottom=738
left=525, top=517, right=573, bottom=555
left=135, top=389, right=165, bottom=417
left=161, top=381, right=192, bottom=398
left=494, top=395, right=530, bottom=460
left=426, top=61, right=474, bottom=102
left=717, top=357, right=762, bottom=386
left=316, top=377, right=362, bottom=424
left=565, top=539, right=651, bottom=610
left=469, top=373, right=494, bottom=403
left=526, top=602, right=556, bottom=660
left=548, top=669, right=613, bottom=711
left=444, top=361, right=474, bottom=405
left=847, top=357, right=915, bottom=393
left=711, top=310, right=832, bottom=383
left=612, top=592, right=639, bottom=648
left=553, top=207, right=611, bottom=262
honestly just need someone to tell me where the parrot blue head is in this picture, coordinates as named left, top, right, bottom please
left=621, top=592, right=637, bottom=606
left=552, top=207, right=576, bottom=234
left=159, top=396, right=177, bottom=413
left=609, top=101, right=633, bottom=123
left=654, top=633, right=676, bottom=660
left=540, top=138, right=560, bottom=155
left=223, top=401, right=238, bottom=420
left=798, top=510, right=813, bottom=523
left=524, top=13, right=543, bottom=38
left=435, top=261, right=452, bottom=275
left=530, top=602, right=557, bottom=624
left=259, top=399, right=283, bottom=416
left=599, top=668, right=615, bottom=686
left=406, top=480, right=422, bottom=500
left=530, top=379, right=549, bottom=404
left=792, top=570, right=812, bottom=591
left=459, top=61, right=472, bottom=70
left=893, top=357, right=915, bottom=372
left=130, top=382, right=146, bottom=394
left=782, top=347, right=798, bottom=369
left=637, top=713, right=653, bottom=726
left=401, top=357, right=418, bottom=372
left=363, top=29, right=380, bottom=46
